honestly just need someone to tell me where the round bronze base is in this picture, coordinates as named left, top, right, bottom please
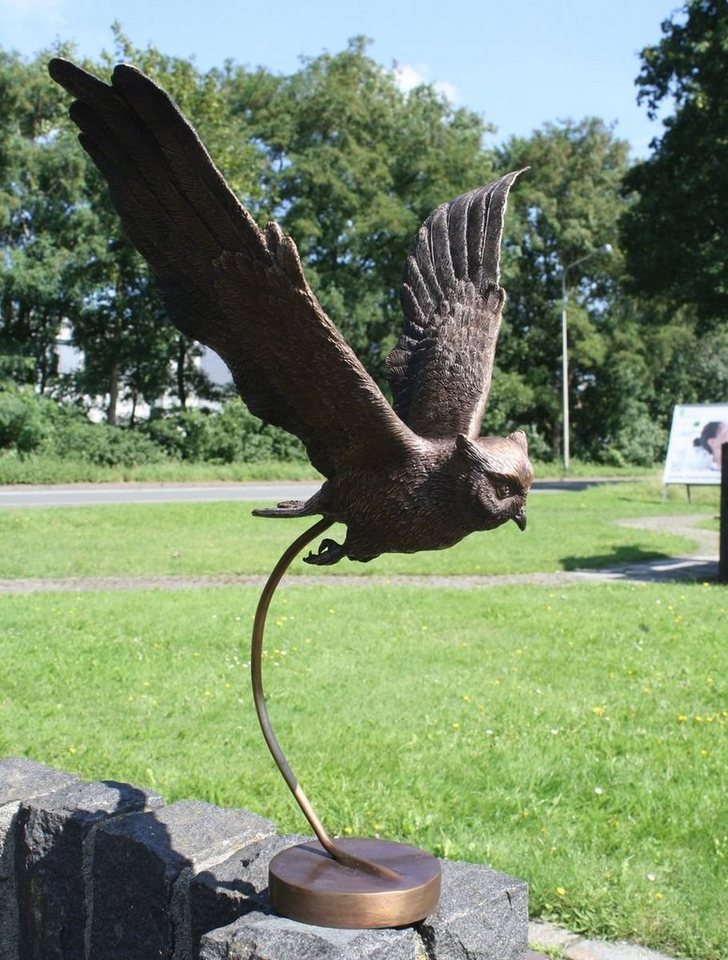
left=269, top=837, right=441, bottom=928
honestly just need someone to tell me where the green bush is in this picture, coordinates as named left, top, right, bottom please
left=47, top=419, right=168, bottom=466
left=0, top=384, right=167, bottom=466
left=0, top=386, right=309, bottom=469
left=142, top=410, right=207, bottom=461
left=598, top=410, right=667, bottom=468
left=0, top=384, right=59, bottom=453
left=0, top=384, right=661, bottom=476
left=142, top=399, right=308, bottom=463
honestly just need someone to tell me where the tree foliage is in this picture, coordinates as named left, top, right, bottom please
left=0, top=47, right=93, bottom=389
left=1, top=34, right=495, bottom=413
left=0, top=19, right=723, bottom=467
left=612, top=0, right=728, bottom=462
left=226, top=37, right=495, bottom=380
left=621, top=0, right=728, bottom=328
left=495, top=119, right=629, bottom=458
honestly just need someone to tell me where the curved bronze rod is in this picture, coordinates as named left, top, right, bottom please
left=251, top=517, right=400, bottom=881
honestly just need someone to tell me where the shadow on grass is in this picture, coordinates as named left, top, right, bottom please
left=560, top=546, right=674, bottom=570
left=560, top=547, right=720, bottom=583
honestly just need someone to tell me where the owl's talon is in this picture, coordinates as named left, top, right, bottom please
left=303, top=538, right=345, bottom=566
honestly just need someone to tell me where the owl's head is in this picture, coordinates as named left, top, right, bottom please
left=456, top=431, right=533, bottom=531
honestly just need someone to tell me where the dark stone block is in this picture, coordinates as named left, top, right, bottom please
left=3, top=757, right=530, bottom=960
left=0, top=758, right=79, bottom=807
left=190, top=833, right=306, bottom=952
left=199, top=910, right=425, bottom=960
left=200, top=848, right=529, bottom=959
left=0, top=759, right=80, bottom=960
left=199, top=837, right=528, bottom=960
left=16, top=778, right=163, bottom=960
left=89, top=799, right=274, bottom=960
left=418, top=858, right=529, bottom=960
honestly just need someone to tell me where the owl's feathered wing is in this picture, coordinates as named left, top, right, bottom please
left=49, top=58, right=521, bottom=475
left=386, top=170, right=525, bottom=439
left=48, top=58, right=416, bottom=478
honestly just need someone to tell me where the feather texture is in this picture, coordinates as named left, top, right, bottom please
left=387, top=171, right=526, bottom=439
left=49, top=58, right=533, bottom=566
left=49, top=58, right=414, bottom=477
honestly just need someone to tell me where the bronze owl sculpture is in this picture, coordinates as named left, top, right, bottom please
left=49, top=59, right=533, bottom=566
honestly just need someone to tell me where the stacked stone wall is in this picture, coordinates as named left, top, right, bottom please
left=0, top=757, right=527, bottom=959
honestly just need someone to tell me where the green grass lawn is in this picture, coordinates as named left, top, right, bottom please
left=0, top=481, right=725, bottom=959
left=0, top=452, right=655, bottom=485
left=0, top=455, right=321, bottom=485
left=1, top=583, right=725, bottom=959
left=0, top=481, right=716, bottom=580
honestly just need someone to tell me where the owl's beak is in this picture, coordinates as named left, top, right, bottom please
left=512, top=508, right=527, bottom=531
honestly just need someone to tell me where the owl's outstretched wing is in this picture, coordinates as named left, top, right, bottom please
left=386, top=170, right=525, bottom=440
left=48, top=58, right=416, bottom=478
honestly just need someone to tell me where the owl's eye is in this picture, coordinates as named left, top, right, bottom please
left=496, top=482, right=513, bottom=499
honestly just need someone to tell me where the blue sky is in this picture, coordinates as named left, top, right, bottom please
left=1, top=0, right=679, bottom=157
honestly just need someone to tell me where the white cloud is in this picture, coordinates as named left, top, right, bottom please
left=393, top=62, right=459, bottom=104
left=393, top=63, right=426, bottom=93
left=434, top=79, right=459, bottom=103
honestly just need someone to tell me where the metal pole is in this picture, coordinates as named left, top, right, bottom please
left=250, top=518, right=399, bottom=879
left=558, top=244, right=611, bottom=476
left=719, top=442, right=728, bottom=583
left=561, top=270, right=570, bottom=474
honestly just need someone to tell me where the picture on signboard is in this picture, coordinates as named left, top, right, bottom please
left=663, top=404, right=728, bottom=486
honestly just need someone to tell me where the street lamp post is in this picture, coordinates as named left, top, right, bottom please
left=560, top=244, right=612, bottom=473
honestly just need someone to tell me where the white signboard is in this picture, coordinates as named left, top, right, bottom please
left=663, top=404, right=728, bottom=485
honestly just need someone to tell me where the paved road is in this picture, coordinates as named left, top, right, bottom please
left=0, top=477, right=614, bottom=509
left=0, top=481, right=322, bottom=508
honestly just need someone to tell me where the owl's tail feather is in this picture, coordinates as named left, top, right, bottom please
left=252, top=498, right=326, bottom=518
left=253, top=500, right=309, bottom=518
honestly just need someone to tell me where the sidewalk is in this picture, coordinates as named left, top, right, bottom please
left=528, top=921, right=680, bottom=960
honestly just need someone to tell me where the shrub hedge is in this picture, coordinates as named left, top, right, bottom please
left=0, top=384, right=306, bottom=468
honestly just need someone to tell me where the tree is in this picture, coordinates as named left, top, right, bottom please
left=621, top=0, right=728, bottom=329
left=230, top=37, right=497, bottom=382
left=0, top=30, right=279, bottom=419
left=0, top=48, right=94, bottom=391
left=2, top=33, right=497, bottom=418
left=495, top=119, right=630, bottom=459
left=69, top=28, right=277, bottom=420
left=6, top=31, right=682, bottom=465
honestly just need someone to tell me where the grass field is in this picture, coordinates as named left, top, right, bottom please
left=0, top=481, right=715, bottom=580
left=1, top=481, right=725, bottom=959
left=0, top=455, right=321, bottom=485
left=0, top=452, right=655, bottom=485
